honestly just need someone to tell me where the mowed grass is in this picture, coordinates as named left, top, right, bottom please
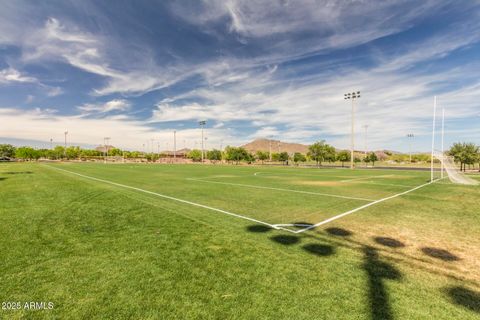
left=0, top=162, right=479, bottom=319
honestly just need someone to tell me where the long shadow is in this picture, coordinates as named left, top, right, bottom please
left=363, top=246, right=402, bottom=320
left=302, top=243, right=335, bottom=257
left=270, top=234, right=300, bottom=245
left=246, top=224, right=272, bottom=233
left=326, top=227, right=353, bottom=237
left=4, top=171, right=33, bottom=174
left=0, top=177, right=6, bottom=181
left=421, top=247, right=459, bottom=262
left=445, top=286, right=480, bottom=313
left=374, top=237, right=405, bottom=248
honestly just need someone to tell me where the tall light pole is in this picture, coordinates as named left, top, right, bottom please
left=344, top=91, right=360, bottom=169
left=269, top=140, right=272, bottom=161
left=50, top=138, right=53, bottom=150
left=173, top=131, right=177, bottom=159
left=363, top=125, right=369, bottom=161
left=199, top=121, right=206, bottom=162
left=407, top=133, right=414, bottom=163
left=64, top=131, right=68, bottom=157
left=104, top=137, right=110, bottom=163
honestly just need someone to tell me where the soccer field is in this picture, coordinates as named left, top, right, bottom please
left=1, top=162, right=479, bottom=319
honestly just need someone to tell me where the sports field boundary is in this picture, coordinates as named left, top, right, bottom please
left=44, top=165, right=297, bottom=233
left=294, top=179, right=437, bottom=234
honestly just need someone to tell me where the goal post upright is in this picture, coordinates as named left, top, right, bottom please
left=431, top=96, right=437, bottom=182
left=441, top=108, right=445, bottom=179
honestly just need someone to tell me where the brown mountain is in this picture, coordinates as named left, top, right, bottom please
left=241, top=139, right=309, bottom=154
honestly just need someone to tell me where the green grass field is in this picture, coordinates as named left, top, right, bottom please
left=1, top=162, right=479, bottom=319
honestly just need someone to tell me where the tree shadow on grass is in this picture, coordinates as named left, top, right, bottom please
left=374, top=237, right=405, bottom=248
left=0, top=177, right=6, bottom=181
left=326, top=227, right=353, bottom=237
left=363, top=246, right=402, bottom=320
left=445, top=286, right=480, bottom=313
left=302, top=243, right=335, bottom=257
left=421, top=247, right=459, bottom=262
left=246, top=225, right=272, bottom=233
left=270, top=235, right=300, bottom=245
left=4, top=171, right=33, bottom=174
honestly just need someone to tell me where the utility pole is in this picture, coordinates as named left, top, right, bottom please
left=344, top=91, right=360, bottom=169
left=199, top=121, right=206, bottom=162
left=64, top=131, right=68, bottom=158
left=173, top=131, right=177, bottom=159
left=104, top=137, right=110, bottom=163
left=407, top=134, right=414, bottom=163
left=269, top=140, right=272, bottom=161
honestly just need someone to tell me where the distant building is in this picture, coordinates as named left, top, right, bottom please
left=95, top=145, right=115, bottom=153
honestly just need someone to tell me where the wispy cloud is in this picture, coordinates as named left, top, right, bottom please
left=0, top=68, right=37, bottom=83
left=78, top=99, right=131, bottom=114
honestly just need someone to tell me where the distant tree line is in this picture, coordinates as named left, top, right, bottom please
left=2, top=141, right=479, bottom=170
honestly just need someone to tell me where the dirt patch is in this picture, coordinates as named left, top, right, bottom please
left=294, top=180, right=343, bottom=187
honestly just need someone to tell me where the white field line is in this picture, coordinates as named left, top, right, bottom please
left=46, top=166, right=296, bottom=233
left=295, top=180, right=436, bottom=234
left=187, top=178, right=375, bottom=201
left=346, top=181, right=417, bottom=188
left=340, top=174, right=392, bottom=182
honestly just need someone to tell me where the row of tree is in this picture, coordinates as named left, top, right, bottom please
left=186, top=141, right=379, bottom=166
left=2, top=141, right=479, bottom=169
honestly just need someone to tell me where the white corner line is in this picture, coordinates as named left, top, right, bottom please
left=187, top=178, right=375, bottom=202
left=44, top=165, right=297, bottom=234
left=294, top=179, right=438, bottom=234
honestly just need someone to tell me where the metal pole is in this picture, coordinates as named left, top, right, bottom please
left=201, top=127, right=204, bottom=162
left=350, top=98, right=355, bottom=170
left=174, top=131, right=177, bottom=159
left=431, top=96, right=437, bottom=182
left=64, top=131, right=68, bottom=158
left=363, top=125, right=368, bottom=166
left=50, top=138, right=53, bottom=150
left=269, top=140, right=272, bottom=161
left=441, top=108, right=445, bottom=179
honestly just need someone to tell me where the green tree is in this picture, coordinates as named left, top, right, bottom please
left=224, top=146, right=250, bottom=164
left=256, top=151, right=269, bottom=164
left=336, top=150, right=351, bottom=167
left=308, top=141, right=336, bottom=166
left=293, top=152, right=306, bottom=165
left=207, top=149, right=222, bottom=163
left=449, top=142, right=479, bottom=171
left=366, top=152, right=378, bottom=166
left=0, top=144, right=16, bottom=159
left=188, top=149, right=203, bottom=162
left=278, top=152, right=289, bottom=164
left=15, top=147, right=39, bottom=160
left=65, top=146, right=81, bottom=160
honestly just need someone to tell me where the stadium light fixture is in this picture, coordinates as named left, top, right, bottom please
left=344, top=91, right=361, bottom=169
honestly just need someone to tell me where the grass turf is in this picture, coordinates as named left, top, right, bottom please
left=0, top=162, right=479, bottom=319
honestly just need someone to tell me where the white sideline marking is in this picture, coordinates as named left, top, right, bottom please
left=46, top=166, right=296, bottom=233
left=187, top=178, right=375, bottom=201
left=340, top=174, right=392, bottom=182
left=295, top=180, right=436, bottom=234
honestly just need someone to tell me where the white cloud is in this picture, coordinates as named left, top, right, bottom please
left=0, top=107, right=238, bottom=150
left=0, top=68, right=37, bottom=84
left=78, top=99, right=131, bottom=114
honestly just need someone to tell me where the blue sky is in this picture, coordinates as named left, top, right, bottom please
left=0, top=0, right=479, bottom=152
